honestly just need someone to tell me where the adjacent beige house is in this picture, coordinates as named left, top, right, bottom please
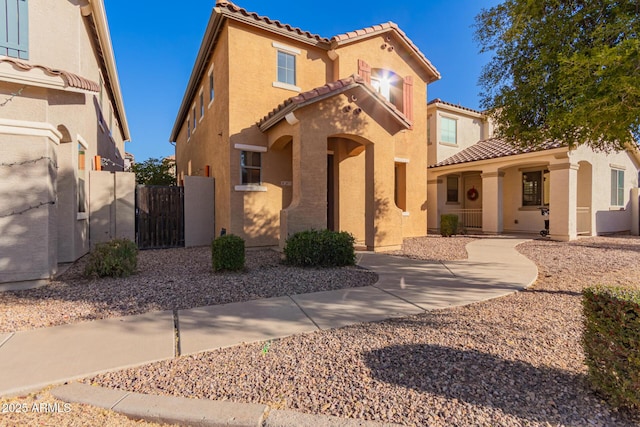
left=0, top=0, right=132, bottom=285
left=171, top=1, right=440, bottom=251
left=427, top=99, right=640, bottom=240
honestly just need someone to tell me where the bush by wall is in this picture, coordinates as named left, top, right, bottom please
left=284, top=229, right=355, bottom=267
left=582, top=286, right=640, bottom=409
left=211, top=234, right=245, bottom=271
left=84, top=238, right=138, bottom=278
left=440, top=214, right=459, bottom=237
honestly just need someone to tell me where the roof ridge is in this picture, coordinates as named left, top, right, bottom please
left=427, top=98, right=484, bottom=115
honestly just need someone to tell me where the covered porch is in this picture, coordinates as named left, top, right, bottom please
left=428, top=141, right=595, bottom=241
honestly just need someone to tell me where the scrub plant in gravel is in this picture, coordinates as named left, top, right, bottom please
left=582, top=285, right=640, bottom=410
left=84, top=238, right=138, bottom=278
left=211, top=234, right=245, bottom=271
left=284, top=229, right=355, bottom=267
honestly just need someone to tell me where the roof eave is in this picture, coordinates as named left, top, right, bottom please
left=429, top=146, right=568, bottom=170
left=88, top=0, right=130, bottom=142
left=170, top=8, right=225, bottom=142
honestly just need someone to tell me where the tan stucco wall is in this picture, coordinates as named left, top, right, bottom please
left=175, top=19, right=437, bottom=249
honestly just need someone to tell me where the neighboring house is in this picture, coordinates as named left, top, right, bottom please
left=0, top=0, right=132, bottom=285
left=427, top=99, right=640, bottom=241
left=170, top=1, right=440, bottom=251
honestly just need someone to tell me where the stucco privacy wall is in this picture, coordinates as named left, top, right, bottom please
left=184, top=176, right=216, bottom=247
left=89, top=171, right=135, bottom=247
left=0, top=123, right=59, bottom=283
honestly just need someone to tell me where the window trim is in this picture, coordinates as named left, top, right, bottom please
left=440, top=115, right=458, bottom=145
left=273, top=42, right=300, bottom=92
left=199, top=90, right=204, bottom=121
left=208, top=67, right=214, bottom=107
left=611, top=168, right=625, bottom=207
left=76, top=135, right=88, bottom=220
left=521, top=168, right=549, bottom=207
left=236, top=148, right=266, bottom=191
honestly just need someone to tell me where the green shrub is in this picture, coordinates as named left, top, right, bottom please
left=211, top=234, right=245, bottom=271
left=440, top=214, right=459, bottom=237
left=84, top=238, right=138, bottom=278
left=284, top=229, right=355, bottom=267
left=582, top=286, right=640, bottom=409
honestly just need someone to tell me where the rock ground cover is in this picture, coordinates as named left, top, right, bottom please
left=3, top=235, right=640, bottom=426
left=0, top=248, right=377, bottom=333
left=84, top=235, right=639, bottom=426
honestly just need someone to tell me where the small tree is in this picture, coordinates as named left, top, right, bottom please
left=475, top=0, right=640, bottom=151
left=131, top=157, right=176, bottom=185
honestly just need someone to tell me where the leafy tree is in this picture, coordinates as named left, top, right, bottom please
left=475, top=0, right=639, bottom=151
left=131, top=157, right=176, bottom=185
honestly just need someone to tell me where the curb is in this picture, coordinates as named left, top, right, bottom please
left=51, top=383, right=403, bottom=427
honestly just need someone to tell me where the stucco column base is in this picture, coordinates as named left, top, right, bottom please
left=278, top=204, right=326, bottom=249
left=549, top=163, right=579, bottom=241
left=481, top=171, right=504, bottom=234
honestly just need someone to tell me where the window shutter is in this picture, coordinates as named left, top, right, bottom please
left=0, top=0, right=29, bottom=59
left=358, top=59, right=371, bottom=84
left=403, top=75, right=414, bottom=124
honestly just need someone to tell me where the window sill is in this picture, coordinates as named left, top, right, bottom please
left=272, top=81, right=301, bottom=92
left=609, top=206, right=625, bottom=211
left=208, top=99, right=214, bottom=109
left=77, top=212, right=88, bottom=220
left=439, top=141, right=458, bottom=147
left=235, top=185, right=267, bottom=192
left=402, top=211, right=410, bottom=217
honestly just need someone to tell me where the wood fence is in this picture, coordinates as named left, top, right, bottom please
left=135, top=185, right=184, bottom=249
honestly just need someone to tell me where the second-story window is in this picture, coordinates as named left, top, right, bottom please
left=200, top=92, right=204, bottom=119
left=209, top=71, right=214, bottom=103
left=441, top=116, right=457, bottom=144
left=277, top=51, right=296, bottom=86
left=0, top=0, right=29, bottom=59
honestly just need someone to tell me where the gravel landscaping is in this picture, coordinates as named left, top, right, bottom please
left=82, top=235, right=640, bottom=427
left=4, top=235, right=640, bottom=426
left=0, top=248, right=377, bottom=333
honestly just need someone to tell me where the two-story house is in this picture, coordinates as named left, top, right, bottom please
left=170, top=1, right=440, bottom=251
left=0, top=0, right=131, bottom=285
left=427, top=99, right=640, bottom=240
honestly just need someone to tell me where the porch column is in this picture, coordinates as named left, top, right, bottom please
left=548, top=163, right=579, bottom=241
left=279, top=130, right=327, bottom=247
left=481, top=171, right=504, bottom=234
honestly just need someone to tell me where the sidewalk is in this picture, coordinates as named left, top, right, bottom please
left=0, top=237, right=537, bottom=423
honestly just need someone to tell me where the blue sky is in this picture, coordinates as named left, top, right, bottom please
left=104, top=0, right=501, bottom=162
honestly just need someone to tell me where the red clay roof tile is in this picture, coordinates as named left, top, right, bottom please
left=430, top=138, right=564, bottom=168
left=0, top=58, right=100, bottom=92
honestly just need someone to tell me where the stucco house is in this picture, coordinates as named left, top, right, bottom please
left=0, top=0, right=132, bottom=285
left=427, top=99, right=640, bottom=241
left=170, top=1, right=440, bottom=251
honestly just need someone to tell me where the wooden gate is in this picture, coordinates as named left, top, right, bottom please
left=135, top=185, right=184, bottom=249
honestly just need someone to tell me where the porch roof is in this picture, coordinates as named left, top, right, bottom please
left=257, top=74, right=413, bottom=132
left=429, top=138, right=564, bottom=168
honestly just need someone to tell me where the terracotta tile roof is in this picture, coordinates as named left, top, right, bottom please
left=215, top=1, right=330, bottom=45
left=0, top=58, right=100, bottom=92
left=258, top=74, right=411, bottom=131
left=331, top=22, right=440, bottom=82
left=429, top=138, right=565, bottom=168
left=427, top=98, right=484, bottom=115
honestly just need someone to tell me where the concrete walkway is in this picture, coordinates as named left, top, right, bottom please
left=0, top=237, right=537, bottom=425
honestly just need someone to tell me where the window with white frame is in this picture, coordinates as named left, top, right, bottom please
left=440, top=116, right=457, bottom=144
left=77, top=139, right=87, bottom=216
left=241, top=151, right=261, bottom=185
left=187, top=118, right=191, bottom=139
left=192, top=106, right=196, bottom=130
left=277, top=51, right=296, bottom=86
left=0, top=0, right=28, bottom=59
left=522, top=169, right=549, bottom=207
left=611, top=169, right=625, bottom=206
left=209, top=70, right=214, bottom=103
left=199, top=92, right=204, bottom=118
